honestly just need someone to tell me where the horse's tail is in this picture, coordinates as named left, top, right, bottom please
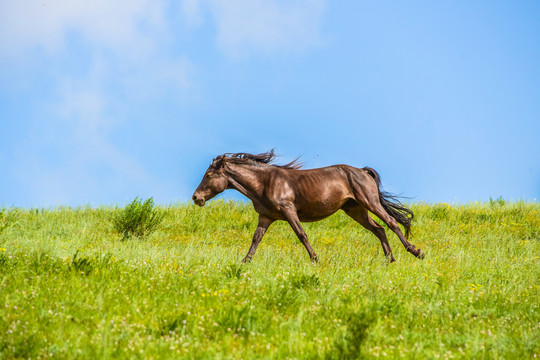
left=363, top=167, right=414, bottom=238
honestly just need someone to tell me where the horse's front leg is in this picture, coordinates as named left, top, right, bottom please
left=280, top=205, right=319, bottom=262
left=241, top=215, right=274, bottom=263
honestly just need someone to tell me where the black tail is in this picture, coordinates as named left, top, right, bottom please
left=363, top=167, right=414, bottom=238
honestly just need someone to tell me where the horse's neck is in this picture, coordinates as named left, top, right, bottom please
left=225, top=164, right=266, bottom=202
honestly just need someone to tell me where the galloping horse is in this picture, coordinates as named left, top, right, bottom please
left=192, top=151, right=424, bottom=263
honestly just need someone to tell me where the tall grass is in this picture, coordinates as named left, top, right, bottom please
left=0, top=201, right=538, bottom=359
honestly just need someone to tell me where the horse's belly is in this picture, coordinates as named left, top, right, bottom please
left=297, top=212, right=334, bottom=222
left=296, top=197, right=349, bottom=222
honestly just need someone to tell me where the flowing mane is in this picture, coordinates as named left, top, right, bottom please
left=217, top=150, right=303, bottom=170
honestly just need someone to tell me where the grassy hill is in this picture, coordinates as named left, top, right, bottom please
left=0, top=201, right=539, bottom=359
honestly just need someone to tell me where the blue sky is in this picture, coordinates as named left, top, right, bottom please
left=1, top=0, right=539, bottom=207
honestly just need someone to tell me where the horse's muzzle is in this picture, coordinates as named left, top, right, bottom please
left=192, top=194, right=205, bottom=207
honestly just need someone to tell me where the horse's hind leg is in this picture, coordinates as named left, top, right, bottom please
left=350, top=177, right=424, bottom=259
left=343, top=203, right=396, bottom=262
left=364, top=200, right=424, bottom=259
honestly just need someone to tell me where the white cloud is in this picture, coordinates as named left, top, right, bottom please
left=0, top=0, right=167, bottom=58
left=181, top=0, right=205, bottom=28
left=181, top=0, right=326, bottom=58
left=0, top=0, right=192, bottom=97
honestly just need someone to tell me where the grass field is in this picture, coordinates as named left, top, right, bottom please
left=0, top=200, right=539, bottom=359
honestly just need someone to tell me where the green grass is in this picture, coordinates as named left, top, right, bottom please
left=0, top=201, right=539, bottom=359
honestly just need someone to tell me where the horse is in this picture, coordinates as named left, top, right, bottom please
left=192, top=150, right=424, bottom=263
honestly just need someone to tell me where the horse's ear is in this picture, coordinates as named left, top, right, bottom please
left=212, top=155, right=226, bottom=169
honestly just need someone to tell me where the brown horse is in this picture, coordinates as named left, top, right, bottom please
left=192, top=150, right=424, bottom=263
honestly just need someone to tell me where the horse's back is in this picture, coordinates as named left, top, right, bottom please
left=288, top=164, right=371, bottom=185
left=264, top=165, right=371, bottom=221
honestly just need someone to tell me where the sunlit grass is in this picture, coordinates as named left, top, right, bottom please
left=0, top=201, right=539, bottom=358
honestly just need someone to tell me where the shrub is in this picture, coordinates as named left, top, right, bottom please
left=70, top=250, right=94, bottom=276
left=290, top=273, right=320, bottom=289
left=223, top=264, right=243, bottom=279
left=0, top=253, right=7, bottom=267
left=490, top=196, right=506, bottom=207
left=0, top=208, right=18, bottom=236
left=327, top=311, right=375, bottom=359
left=112, top=197, right=165, bottom=240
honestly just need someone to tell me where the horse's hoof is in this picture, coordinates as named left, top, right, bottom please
left=416, top=249, right=425, bottom=259
left=311, top=256, right=319, bottom=263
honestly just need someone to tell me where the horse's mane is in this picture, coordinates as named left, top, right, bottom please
left=217, top=150, right=303, bottom=170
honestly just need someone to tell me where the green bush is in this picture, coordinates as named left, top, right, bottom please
left=490, top=196, right=507, bottom=207
left=223, top=264, right=243, bottom=279
left=0, top=208, right=18, bottom=236
left=290, top=273, right=319, bottom=289
left=112, top=197, right=164, bottom=240
left=328, top=311, right=375, bottom=359
left=70, top=250, right=94, bottom=276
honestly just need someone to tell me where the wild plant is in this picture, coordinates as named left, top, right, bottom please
left=0, top=208, right=18, bottom=236
left=70, top=250, right=93, bottom=276
left=112, top=197, right=165, bottom=240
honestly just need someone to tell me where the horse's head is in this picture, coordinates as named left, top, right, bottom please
left=192, top=156, right=228, bottom=207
